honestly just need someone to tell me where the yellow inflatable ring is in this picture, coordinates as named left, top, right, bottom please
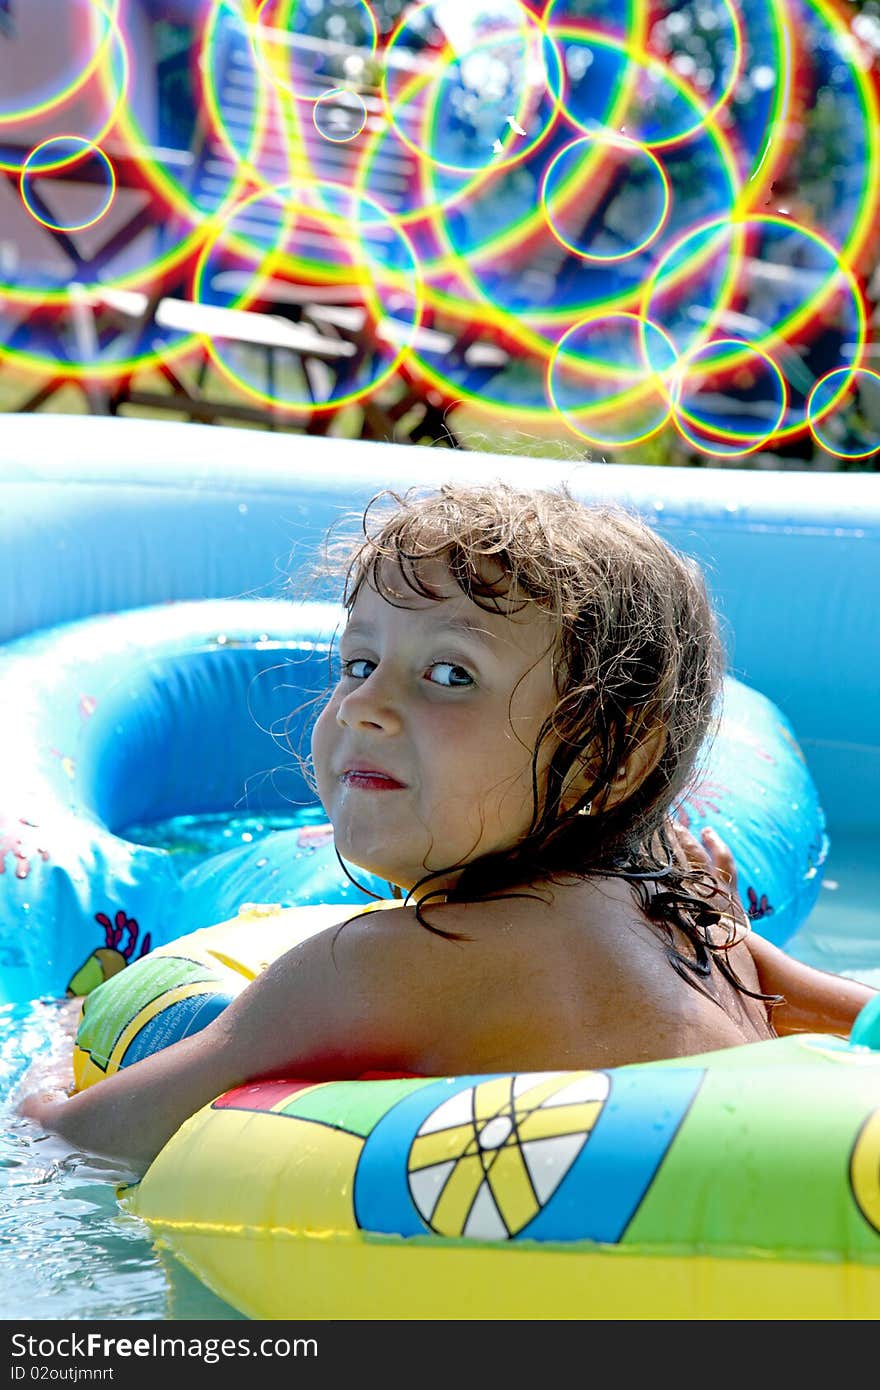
left=72, top=905, right=880, bottom=1320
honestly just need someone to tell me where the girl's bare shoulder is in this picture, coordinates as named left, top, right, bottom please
left=340, top=880, right=695, bottom=999
left=327, top=881, right=773, bottom=1072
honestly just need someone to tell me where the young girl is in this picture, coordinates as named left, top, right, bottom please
left=19, top=484, right=875, bottom=1176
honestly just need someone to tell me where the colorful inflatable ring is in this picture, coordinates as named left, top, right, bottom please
left=71, top=907, right=880, bottom=1320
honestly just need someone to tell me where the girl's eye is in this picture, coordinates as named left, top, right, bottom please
left=426, top=662, right=474, bottom=688
left=341, top=658, right=376, bottom=680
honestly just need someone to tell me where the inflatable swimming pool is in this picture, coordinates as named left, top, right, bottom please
left=2, top=413, right=879, bottom=1319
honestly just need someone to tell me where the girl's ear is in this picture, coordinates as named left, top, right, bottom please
left=601, top=722, right=667, bottom=812
left=560, top=721, right=666, bottom=816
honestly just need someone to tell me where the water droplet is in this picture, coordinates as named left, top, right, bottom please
left=241, top=832, right=253, bottom=843
left=215, top=634, right=228, bottom=646
left=238, top=503, right=248, bottom=515
left=256, top=857, right=268, bottom=868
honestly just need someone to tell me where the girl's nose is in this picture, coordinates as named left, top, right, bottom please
left=335, top=671, right=403, bottom=735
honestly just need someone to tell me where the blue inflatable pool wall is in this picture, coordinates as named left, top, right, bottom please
left=1, top=414, right=877, bottom=1005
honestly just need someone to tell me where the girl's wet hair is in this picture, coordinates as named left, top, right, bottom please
left=320, top=482, right=779, bottom=1013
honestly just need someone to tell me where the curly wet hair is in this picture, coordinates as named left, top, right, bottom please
left=314, top=481, right=776, bottom=1011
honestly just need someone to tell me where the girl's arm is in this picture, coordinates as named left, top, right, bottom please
left=18, top=907, right=436, bottom=1177
left=669, top=819, right=877, bottom=1037
left=19, top=1024, right=246, bottom=1176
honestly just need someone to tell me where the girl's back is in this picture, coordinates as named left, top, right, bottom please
left=323, top=872, right=775, bottom=1081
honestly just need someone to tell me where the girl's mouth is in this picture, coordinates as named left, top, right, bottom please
left=341, top=770, right=406, bottom=791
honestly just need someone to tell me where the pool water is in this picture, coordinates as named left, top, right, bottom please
left=120, top=806, right=331, bottom=880
left=786, top=829, right=880, bottom=990
left=0, top=1000, right=246, bottom=1320
left=1, top=823, right=877, bottom=1321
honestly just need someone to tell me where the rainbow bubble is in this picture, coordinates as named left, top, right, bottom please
left=2, top=0, right=877, bottom=460
left=0, top=0, right=129, bottom=176
left=671, top=338, right=789, bottom=456
left=807, top=367, right=880, bottom=460
left=313, top=88, right=369, bottom=142
left=541, top=8, right=750, bottom=152
left=427, top=29, right=741, bottom=323
left=547, top=313, right=679, bottom=446
left=0, top=0, right=120, bottom=128
left=250, top=0, right=379, bottom=105
left=643, top=214, right=867, bottom=440
left=382, top=1, right=565, bottom=175
left=20, top=138, right=117, bottom=233
left=190, top=181, right=423, bottom=414
left=540, top=133, right=671, bottom=263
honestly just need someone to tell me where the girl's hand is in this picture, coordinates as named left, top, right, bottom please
left=667, top=818, right=750, bottom=943
left=14, top=999, right=81, bottom=1125
left=17, top=1088, right=69, bottom=1129
left=15, top=1051, right=74, bottom=1124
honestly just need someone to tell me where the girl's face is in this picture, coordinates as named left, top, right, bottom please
left=311, top=559, right=563, bottom=892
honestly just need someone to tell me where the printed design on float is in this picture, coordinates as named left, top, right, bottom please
left=73, top=950, right=234, bottom=1081
left=0, top=814, right=50, bottom=880
left=675, top=778, right=731, bottom=823
left=213, top=1080, right=322, bottom=1113
left=850, top=1108, right=880, bottom=1236
left=717, top=721, right=777, bottom=765
left=746, top=886, right=774, bottom=921
left=804, top=825, right=829, bottom=881
left=775, top=723, right=807, bottom=764
left=406, top=1073, right=609, bottom=1239
left=353, top=1067, right=704, bottom=1243
left=67, top=908, right=152, bottom=996
left=296, top=823, right=335, bottom=850
left=212, top=1076, right=428, bottom=1136
left=48, top=747, right=76, bottom=780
